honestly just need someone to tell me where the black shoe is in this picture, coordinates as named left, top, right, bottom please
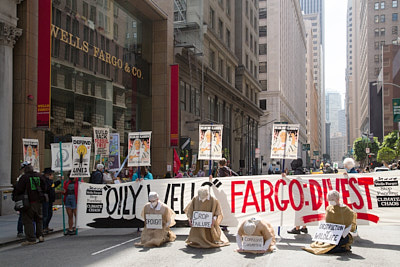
left=300, top=228, right=308, bottom=234
left=287, top=227, right=301, bottom=234
left=221, top=226, right=229, bottom=232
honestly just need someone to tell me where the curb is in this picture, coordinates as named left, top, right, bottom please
left=0, top=229, right=64, bottom=248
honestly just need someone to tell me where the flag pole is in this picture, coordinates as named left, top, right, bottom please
left=59, top=142, right=66, bottom=235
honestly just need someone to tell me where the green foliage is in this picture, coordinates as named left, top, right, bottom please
left=381, top=131, right=398, bottom=149
left=377, top=147, right=396, bottom=163
left=353, top=137, right=380, bottom=167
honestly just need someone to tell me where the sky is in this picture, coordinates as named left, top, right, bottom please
left=324, top=0, right=348, bottom=106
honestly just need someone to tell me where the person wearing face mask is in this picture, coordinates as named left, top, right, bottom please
left=303, top=190, right=357, bottom=255
left=184, top=186, right=229, bottom=248
left=236, top=218, right=276, bottom=254
left=343, top=158, right=357, bottom=174
left=135, top=192, right=176, bottom=247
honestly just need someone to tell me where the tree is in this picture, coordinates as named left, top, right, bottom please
left=353, top=137, right=380, bottom=167
left=381, top=131, right=400, bottom=159
left=377, top=147, right=396, bottom=164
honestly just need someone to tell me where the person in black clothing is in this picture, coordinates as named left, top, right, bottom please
left=90, top=164, right=104, bottom=184
left=42, top=168, right=61, bottom=234
left=14, top=162, right=47, bottom=245
left=217, top=158, right=239, bottom=177
left=324, top=163, right=334, bottom=174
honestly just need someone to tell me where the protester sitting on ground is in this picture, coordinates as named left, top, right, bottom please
left=90, top=164, right=104, bottom=184
left=236, top=218, right=276, bottom=254
left=42, top=168, right=61, bottom=234
left=303, top=190, right=357, bottom=255
left=184, top=186, right=229, bottom=248
left=14, top=161, right=47, bottom=245
left=63, top=176, right=78, bottom=235
left=135, top=192, right=176, bottom=247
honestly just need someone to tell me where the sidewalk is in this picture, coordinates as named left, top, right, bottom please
left=0, top=206, right=66, bottom=246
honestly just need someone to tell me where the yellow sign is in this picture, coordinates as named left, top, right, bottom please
left=51, top=24, right=143, bottom=79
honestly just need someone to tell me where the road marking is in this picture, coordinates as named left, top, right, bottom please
left=91, top=237, right=141, bottom=256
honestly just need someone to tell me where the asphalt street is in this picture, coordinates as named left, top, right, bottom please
left=0, top=225, right=399, bottom=267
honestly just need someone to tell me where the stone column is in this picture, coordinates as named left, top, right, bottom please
left=0, top=1, right=22, bottom=214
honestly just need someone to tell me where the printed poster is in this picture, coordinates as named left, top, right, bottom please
left=50, top=143, right=73, bottom=171
left=198, top=124, right=223, bottom=160
left=22, top=139, right=40, bottom=172
left=93, top=127, right=110, bottom=168
left=271, top=124, right=299, bottom=159
left=70, top=137, right=92, bottom=177
left=108, top=133, right=120, bottom=171
left=127, top=131, right=151, bottom=167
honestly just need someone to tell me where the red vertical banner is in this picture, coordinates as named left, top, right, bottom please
left=170, top=64, right=179, bottom=146
left=173, top=148, right=181, bottom=175
left=37, top=0, right=52, bottom=128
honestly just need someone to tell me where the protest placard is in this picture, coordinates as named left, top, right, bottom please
left=242, top=236, right=264, bottom=251
left=22, top=139, right=40, bottom=172
left=145, top=214, right=163, bottom=229
left=127, top=131, right=151, bottom=167
left=270, top=124, right=299, bottom=159
left=198, top=125, right=223, bottom=160
left=51, top=143, right=72, bottom=171
left=70, top=137, right=92, bottom=177
left=192, top=211, right=213, bottom=228
left=312, top=223, right=345, bottom=245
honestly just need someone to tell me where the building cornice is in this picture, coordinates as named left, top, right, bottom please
left=0, top=22, right=22, bottom=47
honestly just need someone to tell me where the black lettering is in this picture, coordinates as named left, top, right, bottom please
left=123, top=186, right=129, bottom=215
left=106, top=187, right=118, bottom=214
left=128, top=184, right=142, bottom=215
left=171, top=183, right=180, bottom=214
left=164, top=184, right=171, bottom=204
left=181, top=183, right=185, bottom=214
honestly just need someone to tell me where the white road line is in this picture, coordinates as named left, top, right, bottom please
left=91, top=237, right=141, bottom=256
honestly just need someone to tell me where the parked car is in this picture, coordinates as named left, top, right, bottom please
left=374, top=167, right=390, bottom=172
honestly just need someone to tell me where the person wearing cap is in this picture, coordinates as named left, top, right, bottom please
left=135, top=192, right=176, bottom=247
left=236, top=218, right=276, bottom=254
left=90, top=164, right=104, bottom=184
left=14, top=161, right=47, bottom=245
left=184, top=186, right=229, bottom=248
left=42, top=168, right=61, bottom=234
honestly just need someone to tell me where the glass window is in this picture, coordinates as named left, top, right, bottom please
left=190, top=87, right=195, bottom=114
left=209, top=50, right=215, bottom=70
left=226, top=28, right=231, bottom=48
left=218, top=19, right=223, bottom=39
left=375, top=28, right=380, bottom=37
left=392, top=13, right=398, bottom=21
left=259, top=26, right=267, bottom=37
left=394, top=1, right=398, bottom=8
left=226, top=0, right=231, bottom=16
left=393, top=25, right=398, bottom=34
left=375, top=15, right=379, bottom=23
left=381, top=1, right=385, bottom=9
left=259, top=43, right=267, bottom=55
left=381, top=28, right=386, bottom=36
left=259, top=62, right=267, bottom=73
left=259, top=99, right=266, bottom=110
left=381, top=14, right=385, bottom=22
left=375, top=2, right=379, bottom=9
left=259, top=8, right=267, bottom=19
left=209, top=8, right=215, bottom=29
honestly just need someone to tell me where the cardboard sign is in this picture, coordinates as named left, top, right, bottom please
left=70, top=137, right=92, bottom=177
left=270, top=124, right=299, bottom=159
left=312, top=223, right=345, bottom=245
left=243, top=236, right=264, bottom=251
left=198, top=125, right=223, bottom=160
left=145, top=214, right=162, bottom=229
left=51, top=143, right=73, bottom=171
left=192, top=211, right=213, bottom=228
left=22, top=139, right=40, bottom=172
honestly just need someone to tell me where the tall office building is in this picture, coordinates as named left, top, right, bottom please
left=299, top=0, right=326, bottom=156
left=258, top=0, right=307, bottom=169
left=326, top=92, right=342, bottom=135
left=346, top=0, right=361, bottom=153
left=174, top=0, right=262, bottom=174
left=354, top=0, right=400, bottom=139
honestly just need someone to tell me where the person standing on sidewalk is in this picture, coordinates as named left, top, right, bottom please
left=90, top=164, right=104, bottom=184
left=63, top=176, right=78, bottom=235
left=42, top=168, right=61, bottom=234
left=14, top=162, right=47, bottom=245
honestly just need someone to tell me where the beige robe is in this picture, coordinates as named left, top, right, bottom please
left=184, top=196, right=230, bottom=248
left=237, top=220, right=276, bottom=254
left=303, top=205, right=357, bottom=255
left=135, top=202, right=177, bottom=247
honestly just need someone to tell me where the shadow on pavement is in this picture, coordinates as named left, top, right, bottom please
left=179, top=246, right=222, bottom=259
left=334, top=252, right=365, bottom=261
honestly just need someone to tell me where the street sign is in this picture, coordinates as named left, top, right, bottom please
left=366, top=147, right=370, bottom=154
left=313, top=151, right=319, bottom=156
left=255, top=148, right=260, bottom=158
left=393, top=99, right=400, bottom=122
left=302, top=144, right=310, bottom=151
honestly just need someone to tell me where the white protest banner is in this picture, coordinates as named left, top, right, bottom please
left=146, top=214, right=163, bottom=229
left=51, top=143, right=73, bottom=171
left=93, top=127, right=110, bottom=168
left=108, top=133, right=120, bottom=171
left=192, top=211, right=213, bottom=228
left=198, top=125, right=223, bottom=160
left=243, top=236, right=264, bottom=251
left=312, top=223, right=345, bottom=245
left=76, top=171, right=400, bottom=229
left=22, top=139, right=40, bottom=172
left=70, top=137, right=92, bottom=177
left=127, top=131, right=151, bottom=167
left=270, top=124, right=299, bottom=159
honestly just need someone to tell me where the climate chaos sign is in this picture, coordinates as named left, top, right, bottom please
left=76, top=172, right=400, bottom=228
